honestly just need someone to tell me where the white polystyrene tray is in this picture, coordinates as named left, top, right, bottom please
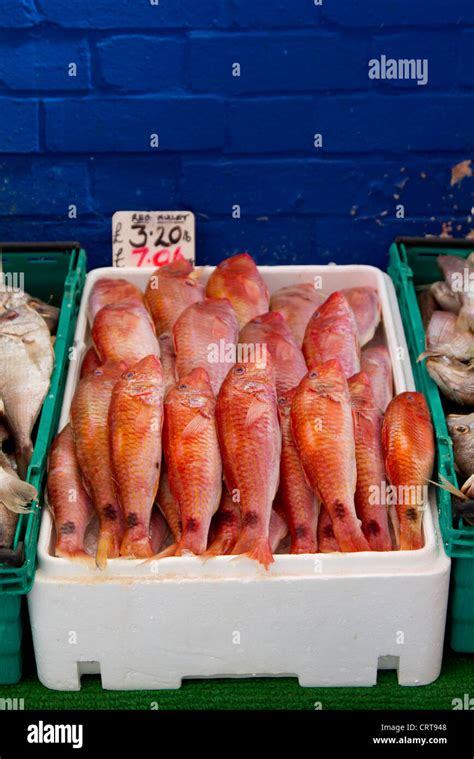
left=28, top=265, right=450, bottom=689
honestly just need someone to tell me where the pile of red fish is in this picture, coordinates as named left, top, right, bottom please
left=47, top=254, right=435, bottom=568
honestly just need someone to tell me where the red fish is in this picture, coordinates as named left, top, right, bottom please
left=270, top=283, right=325, bottom=348
left=71, top=363, right=126, bottom=567
left=109, top=356, right=164, bottom=558
left=89, top=278, right=144, bottom=322
left=360, top=345, right=393, bottom=413
left=174, top=298, right=239, bottom=396
left=382, top=392, right=434, bottom=550
left=343, top=287, right=381, bottom=346
left=277, top=389, right=318, bottom=553
left=291, top=361, right=370, bottom=552
left=239, top=312, right=307, bottom=396
left=47, top=424, right=95, bottom=562
left=348, top=372, right=392, bottom=551
left=92, top=302, right=159, bottom=368
left=145, top=260, right=204, bottom=336
left=206, top=253, right=269, bottom=329
left=163, top=368, right=222, bottom=555
left=302, top=292, right=360, bottom=378
left=80, top=346, right=101, bottom=378
left=216, top=359, right=281, bottom=568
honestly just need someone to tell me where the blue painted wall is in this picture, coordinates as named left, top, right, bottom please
left=0, top=0, right=473, bottom=268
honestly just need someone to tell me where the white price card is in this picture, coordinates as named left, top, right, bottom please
left=112, top=211, right=196, bottom=268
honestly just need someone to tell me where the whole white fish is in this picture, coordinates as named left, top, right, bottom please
left=0, top=305, right=54, bottom=476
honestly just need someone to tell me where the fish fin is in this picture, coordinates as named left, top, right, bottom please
left=245, top=397, right=268, bottom=427
left=417, top=349, right=438, bottom=362
left=243, top=539, right=274, bottom=570
left=461, top=474, right=474, bottom=499
left=96, top=532, right=120, bottom=570
left=120, top=534, right=154, bottom=559
left=140, top=542, right=178, bottom=565
left=202, top=537, right=235, bottom=558
left=181, top=412, right=210, bottom=439
left=427, top=473, right=469, bottom=501
left=0, top=474, right=36, bottom=514
left=55, top=547, right=95, bottom=566
left=188, top=268, right=203, bottom=282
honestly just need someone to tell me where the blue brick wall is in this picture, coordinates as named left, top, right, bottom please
left=0, top=0, right=473, bottom=269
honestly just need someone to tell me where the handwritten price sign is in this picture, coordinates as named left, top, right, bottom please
left=112, top=211, right=196, bottom=268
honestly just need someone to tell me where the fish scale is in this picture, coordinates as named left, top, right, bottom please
left=216, top=359, right=281, bottom=568
left=163, top=368, right=222, bottom=555
left=291, top=360, right=370, bottom=553
left=382, top=392, right=434, bottom=551
left=70, top=363, right=126, bottom=568
left=47, top=424, right=95, bottom=561
left=109, top=355, right=164, bottom=559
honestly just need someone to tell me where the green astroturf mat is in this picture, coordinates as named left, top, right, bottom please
left=0, top=651, right=472, bottom=710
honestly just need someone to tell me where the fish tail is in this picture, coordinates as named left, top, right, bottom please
left=139, top=542, right=178, bottom=565
left=0, top=476, right=36, bottom=514
left=120, top=533, right=154, bottom=559
left=202, top=536, right=236, bottom=558
left=399, top=525, right=424, bottom=551
left=96, top=531, right=121, bottom=570
left=244, top=538, right=274, bottom=569
left=55, top=546, right=95, bottom=566
left=232, top=535, right=274, bottom=569
left=417, top=349, right=440, bottom=362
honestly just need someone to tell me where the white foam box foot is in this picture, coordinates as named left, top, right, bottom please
left=28, top=265, right=450, bottom=690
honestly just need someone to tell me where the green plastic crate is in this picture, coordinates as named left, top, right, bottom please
left=388, top=236, right=474, bottom=653
left=0, top=242, right=86, bottom=682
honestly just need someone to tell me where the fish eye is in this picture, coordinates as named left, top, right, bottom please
left=455, top=425, right=469, bottom=434
left=93, top=368, right=104, bottom=377
left=179, top=383, right=188, bottom=390
left=159, top=333, right=169, bottom=342
left=234, top=365, right=246, bottom=375
left=125, top=371, right=135, bottom=380
left=278, top=397, right=287, bottom=405
left=309, top=371, right=318, bottom=378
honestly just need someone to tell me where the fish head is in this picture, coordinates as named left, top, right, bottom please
left=118, top=355, right=164, bottom=400
left=216, top=252, right=255, bottom=275
left=167, top=367, right=215, bottom=411
left=396, top=391, right=431, bottom=423
left=91, top=360, right=128, bottom=384
left=277, top=387, right=297, bottom=417
left=308, top=291, right=354, bottom=331
left=348, top=371, right=375, bottom=410
left=301, top=359, right=349, bottom=400
left=447, top=413, right=474, bottom=439
left=226, top=357, right=275, bottom=396
left=213, top=254, right=269, bottom=306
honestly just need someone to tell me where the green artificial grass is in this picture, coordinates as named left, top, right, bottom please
left=0, top=650, right=473, bottom=710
